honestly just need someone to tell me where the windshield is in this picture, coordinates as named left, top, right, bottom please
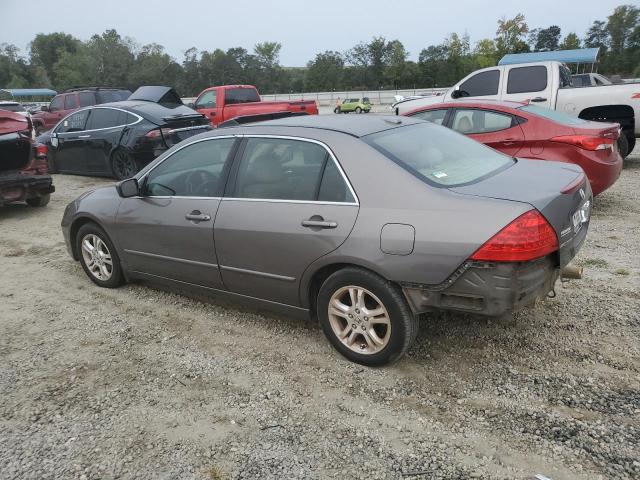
left=0, top=104, right=26, bottom=112
left=365, top=123, right=514, bottom=187
left=518, top=105, right=586, bottom=125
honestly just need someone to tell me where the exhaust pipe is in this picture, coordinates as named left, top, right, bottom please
left=561, top=263, right=583, bottom=280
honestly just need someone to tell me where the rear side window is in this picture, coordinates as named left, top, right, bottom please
left=411, top=109, right=448, bottom=125
left=78, top=92, right=96, bottom=107
left=507, top=66, right=548, bottom=94
left=144, top=138, right=236, bottom=197
left=365, top=123, right=513, bottom=187
left=459, top=70, right=500, bottom=96
left=451, top=109, right=514, bottom=134
left=86, top=108, right=122, bottom=130
left=234, top=138, right=354, bottom=202
left=224, top=88, right=260, bottom=105
left=196, top=90, right=217, bottom=108
left=63, top=95, right=76, bottom=110
left=518, top=105, right=586, bottom=125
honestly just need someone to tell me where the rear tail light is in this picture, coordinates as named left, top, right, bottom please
left=470, top=210, right=558, bottom=262
left=144, top=128, right=171, bottom=140
left=35, top=143, right=48, bottom=159
left=550, top=135, right=614, bottom=151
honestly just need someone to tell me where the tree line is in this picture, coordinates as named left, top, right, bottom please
left=0, top=4, right=638, bottom=97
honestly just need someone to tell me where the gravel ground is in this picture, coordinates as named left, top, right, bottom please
left=0, top=147, right=638, bottom=480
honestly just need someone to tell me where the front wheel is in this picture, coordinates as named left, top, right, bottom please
left=111, top=150, right=138, bottom=180
left=355, top=107, right=362, bottom=114
left=317, top=268, right=419, bottom=366
left=76, top=223, right=125, bottom=288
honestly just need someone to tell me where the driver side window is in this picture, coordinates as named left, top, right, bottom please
left=143, top=138, right=235, bottom=197
left=195, top=90, right=217, bottom=109
left=458, top=70, right=500, bottom=97
left=56, top=109, right=90, bottom=133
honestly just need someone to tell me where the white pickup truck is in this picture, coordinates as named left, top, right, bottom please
left=394, top=61, right=640, bottom=157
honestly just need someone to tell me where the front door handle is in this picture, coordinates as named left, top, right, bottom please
left=185, top=210, right=211, bottom=222
left=209, top=112, right=216, bottom=116
left=302, top=219, right=338, bottom=229
left=78, top=134, right=91, bottom=138
left=530, top=97, right=547, bottom=103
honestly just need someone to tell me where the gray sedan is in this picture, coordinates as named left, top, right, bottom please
left=61, top=115, right=592, bottom=366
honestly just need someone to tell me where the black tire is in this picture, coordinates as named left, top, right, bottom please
left=111, top=150, right=138, bottom=180
left=317, top=267, right=419, bottom=366
left=334, top=107, right=341, bottom=114
left=26, top=194, right=50, bottom=207
left=355, top=107, right=362, bottom=114
left=75, top=222, right=125, bottom=288
left=34, top=124, right=45, bottom=136
left=617, top=134, right=629, bottom=159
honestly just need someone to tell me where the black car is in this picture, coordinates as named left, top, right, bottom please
left=38, top=87, right=211, bottom=179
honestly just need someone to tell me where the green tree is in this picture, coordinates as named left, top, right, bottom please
left=533, top=26, right=561, bottom=51
left=85, top=30, right=135, bottom=87
left=29, top=32, right=80, bottom=86
left=473, top=39, right=498, bottom=68
left=559, top=33, right=581, bottom=50
left=130, top=43, right=180, bottom=90
left=306, top=51, right=344, bottom=91
left=495, top=14, right=530, bottom=57
left=384, top=40, right=408, bottom=88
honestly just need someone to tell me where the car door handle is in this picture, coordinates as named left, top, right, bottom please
left=209, top=112, right=216, bottom=116
left=301, top=219, right=338, bottom=229
left=78, top=134, right=91, bottom=138
left=530, top=97, right=547, bottom=102
left=185, top=211, right=211, bottom=222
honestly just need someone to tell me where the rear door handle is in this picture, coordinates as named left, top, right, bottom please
left=78, top=134, right=91, bottom=138
left=302, top=219, right=338, bottom=229
left=530, top=97, right=547, bottom=103
left=185, top=210, right=211, bottom=222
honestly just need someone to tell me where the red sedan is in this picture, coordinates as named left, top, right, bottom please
left=403, top=100, right=622, bottom=196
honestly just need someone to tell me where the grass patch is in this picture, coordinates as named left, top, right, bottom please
left=615, top=268, right=630, bottom=276
left=583, top=258, right=609, bottom=268
left=202, top=466, right=225, bottom=480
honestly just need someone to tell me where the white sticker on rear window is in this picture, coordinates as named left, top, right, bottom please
left=432, top=171, right=448, bottom=178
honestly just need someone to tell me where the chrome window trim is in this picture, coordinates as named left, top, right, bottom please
left=136, top=133, right=360, bottom=206
left=53, top=106, right=143, bottom=135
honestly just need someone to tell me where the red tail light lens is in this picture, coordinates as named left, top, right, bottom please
left=35, top=143, right=48, bottom=158
left=144, top=128, right=171, bottom=139
left=550, top=135, right=614, bottom=151
left=470, top=210, right=558, bottom=262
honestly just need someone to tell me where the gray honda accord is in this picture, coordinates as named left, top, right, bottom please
left=61, top=115, right=592, bottom=366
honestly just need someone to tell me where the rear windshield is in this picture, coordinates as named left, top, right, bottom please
left=518, top=105, right=586, bottom=125
left=364, top=123, right=513, bottom=187
left=0, top=104, right=25, bottom=112
left=95, top=90, right=132, bottom=103
left=224, top=88, right=260, bottom=105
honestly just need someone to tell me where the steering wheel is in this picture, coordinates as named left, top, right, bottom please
left=184, top=170, right=219, bottom=197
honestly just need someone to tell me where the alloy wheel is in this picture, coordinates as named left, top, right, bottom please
left=80, top=233, right=113, bottom=281
left=328, top=285, right=391, bottom=355
left=113, top=151, right=137, bottom=179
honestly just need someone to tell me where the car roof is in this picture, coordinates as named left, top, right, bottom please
left=241, top=114, right=425, bottom=137
left=430, top=99, right=527, bottom=111
left=92, top=100, right=200, bottom=124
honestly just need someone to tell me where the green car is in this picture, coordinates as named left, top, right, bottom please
left=336, top=97, right=371, bottom=114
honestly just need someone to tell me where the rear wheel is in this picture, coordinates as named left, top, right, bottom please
left=76, top=223, right=124, bottom=288
left=355, top=107, right=362, bottom=114
left=26, top=194, right=50, bottom=207
left=317, top=267, right=418, bottom=366
left=111, top=150, right=138, bottom=180
left=617, top=134, right=629, bottom=159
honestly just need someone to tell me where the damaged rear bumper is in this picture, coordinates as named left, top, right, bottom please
left=0, top=173, right=54, bottom=206
left=402, top=256, right=558, bottom=317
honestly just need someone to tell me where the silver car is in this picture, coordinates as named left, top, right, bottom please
left=61, top=115, right=592, bottom=366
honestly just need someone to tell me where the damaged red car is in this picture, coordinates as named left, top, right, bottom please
left=0, top=110, right=54, bottom=207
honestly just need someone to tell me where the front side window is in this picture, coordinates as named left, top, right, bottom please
left=64, top=95, right=77, bottom=110
left=458, top=70, right=500, bottom=97
left=507, top=66, right=548, bottom=94
left=234, top=138, right=353, bottom=202
left=49, top=96, right=64, bottom=112
left=411, top=109, right=448, bottom=125
left=365, top=123, right=513, bottom=187
left=57, top=110, right=90, bottom=133
left=144, top=138, right=236, bottom=197
left=196, top=90, right=217, bottom=109
left=451, top=109, right=514, bottom=134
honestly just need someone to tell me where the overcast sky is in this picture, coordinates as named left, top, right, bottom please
left=0, top=0, right=626, bottom=66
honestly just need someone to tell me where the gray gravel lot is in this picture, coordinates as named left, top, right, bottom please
left=0, top=147, right=638, bottom=480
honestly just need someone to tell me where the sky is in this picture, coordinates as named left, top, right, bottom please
left=0, top=0, right=627, bottom=66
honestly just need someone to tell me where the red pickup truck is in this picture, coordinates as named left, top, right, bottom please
left=191, top=85, right=318, bottom=127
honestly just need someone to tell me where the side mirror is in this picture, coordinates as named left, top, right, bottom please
left=187, top=102, right=195, bottom=109
left=451, top=88, right=461, bottom=99
left=117, top=178, right=139, bottom=197
left=41, top=105, right=49, bottom=112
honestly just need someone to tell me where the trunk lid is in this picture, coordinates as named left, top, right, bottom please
left=450, top=159, right=592, bottom=267
left=0, top=111, right=32, bottom=173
